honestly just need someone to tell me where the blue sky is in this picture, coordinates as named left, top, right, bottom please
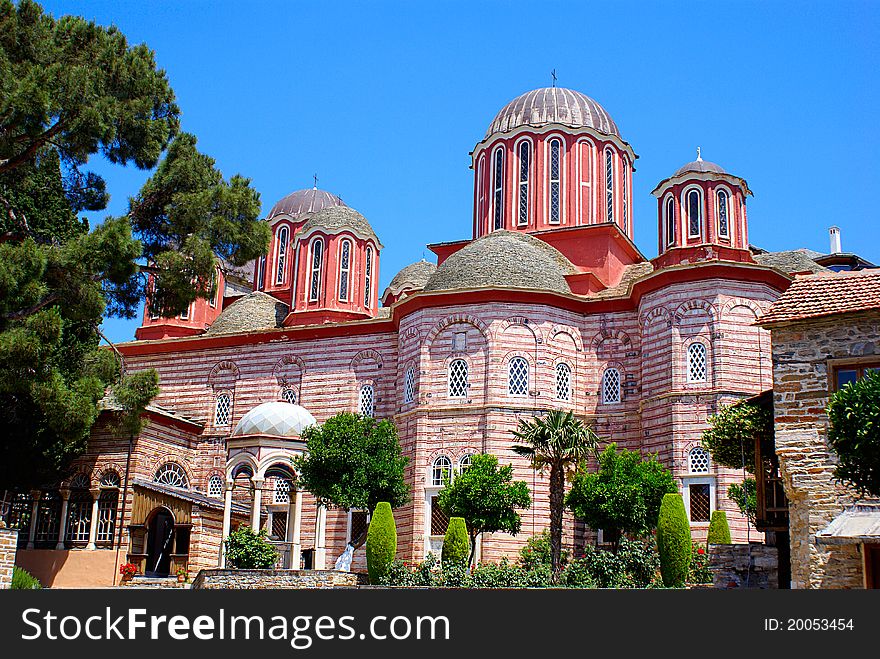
left=40, top=0, right=880, bottom=343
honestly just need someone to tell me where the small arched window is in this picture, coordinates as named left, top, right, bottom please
left=214, top=392, right=232, bottom=426
left=458, top=453, right=474, bottom=472
left=207, top=475, right=224, bottom=498
left=281, top=387, right=297, bottom=405
left=432, top=455, right=452, bottom=487
left=100, top=470, right=120, bottom=488
left=555, top=363, right=572, bottom=402
left=477, top=156, right=486, bottom=233
left=549, top=138, right=562, bottom=224
left=309, top=238, right=324, bottom=302
left=273, top=477, right=292, bottom=504
left=154, top=463, right=189, bottom=489
left=717, top=189, right=730, bottom=238
left=275, top=226, right=289, bottom=285
left=338, top=239, right=352, bottom=301
left=665, top=195, right=676, bottom=246
left=518, top=140, right=530, bottom=226
left=256, top=254, right=266, bottom=291
left=621, top=159, right=628, bottom=229
left=493, top=147, right=505, bottom=230
left=364, top=246, right=373, bottom=307
left=448, top=359, right=469, bottom=398
left=686, top=189, right=702, bottom=238
left=403, top=365, right=416, bottom=404
left=605, top=148, right=615, bottom=224
left=508, top=357, right=529, bottom=396
left=689, top=447, right=711, bottom=474
left=602, top=368, right=621, bottom=404
left=687, top=342, right=708, bottom=383
left=359, top=384, right=375, bottom=417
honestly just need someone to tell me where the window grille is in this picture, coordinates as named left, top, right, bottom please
left=65, top=492, right=92, bottom=543
left=34, top=492, right=61, bottom=545
left=208, top=475, right=224, bottom=498
left=403, top=365, right=416, bottom=403
left=687, top=343, right=708, bottom=383
left=431, top=496, right=450, bottom=536
left=687, top=189, right=702, bottom=237
left=339, top=240, right=351, bottom=301
left=556, top=363, right=572, bottom=401
left=274, top=478, right=292, bottom=504
left=518, top=141, right=530, bottom=225
left=689, top=483, right=711, bottom=522
left=281, top=387, right=297, bottom=405
left=458, top=453, right=474, bottom=472
left=717, top=190, right=729, bottom=237
left=154, top=463, right=189, bottom=489
left=364, top=246, right=373, bottom=307
left=215, top=393, right=232, bottom=426
left=605, top=149, right=614, bottom=223
left=508, top=357, right=529, bottom=396
left=359, top=384, right=374, bottom=417
left=689, top=447, right=711, bottom=474
left=448, top=359, right=469, bottom=398
left=100, top=470, right=120, bottom=488
left=7, top=493, right=32, bottom=542
left=621, top=160, right=628, bottom=226
left=602, top=368, right=621, bottom=404
left=549, top=138, right=562, bottom=224
left=271, top=512, right=288, bottom=540
left=275, top=226, right=289, bottom=284
left=96, top=491, right=117, bottom=544
left=69, top=473, right=90, bottom=489
left=309, top=239, right=324, bottom=302
left=350, top=511, right=369, bottom=543
left=432, top=456, right=452, bottom=487
left=665, top=196, right=676, bottom=246
left=493, top=148, right=505, bottom=230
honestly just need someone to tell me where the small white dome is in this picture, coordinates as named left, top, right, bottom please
left=232, top=402, right=316, bottom=438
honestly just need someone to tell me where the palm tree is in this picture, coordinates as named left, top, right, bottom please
left=511, top=410, right=600, bottom=578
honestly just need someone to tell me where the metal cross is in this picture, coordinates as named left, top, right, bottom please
left=551, top=69, right=557, bottom=87
left=313, top=173, right=319, bottom=189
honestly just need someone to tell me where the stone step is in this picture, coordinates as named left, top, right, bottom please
left=126, top=576, right=190, bottom=589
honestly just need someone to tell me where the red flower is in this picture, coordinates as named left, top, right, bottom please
left=697, top=548, right=705, bottom=555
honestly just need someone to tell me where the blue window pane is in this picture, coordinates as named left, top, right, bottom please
left=837, top=370, right=858, bottom=389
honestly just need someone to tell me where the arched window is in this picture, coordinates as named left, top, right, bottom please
left=275, top=226, right=289, bottom=285
left=493, top=147, right=505, bottom=230
left=717, top=189, right=730, bottom=238
left=364, top=246, right=373, bottom=307
left=207, top=475, right=224, bottom=498
left=100, top=470, right=120, bottom=488
left=508, top=356, right=529, bottom=396
left=605, top=148, right=615, bottom=224
left=403, top=364, right=416, bottom=404
left=517, top=140, right=530, bottom=226
left=359, top=383, right=374, bottom=417
left=665, top=195, right=676, bottom=246
left=477, top=156, right=486, bottom=233
left=95, top=489, right=117, bottom=546
left=338, top=239, right=352, bottom=301
left=448, top=359, right=469, bottom=398
left=621, top=159, right=629, bottom=229
left=281, top=387, right=297, bottom=405
left=689, top=447, right=711, bottom=474
left=549, top=138, right=562, bottom=224
left=309, top=238, right=324, bottom=302
left=687, top=342, right=708, bottom=383
left=154, top=463, right=189, bottom=489
left=432, top=455, right=452, bottom=487
left=274, top=477, right=292, bottom=504
left=602, top=367, right=621, bottom=404
left=65, top=476, right=92, bottom=544
left=214, top=392, right=232, bottom=426
left=256, top=254, right=266, bottom=291
left=555, top=363, right=572, bottom=401
left=686, top=188, right=702, bottom=238
left=458, top=453, right=474, bottom=472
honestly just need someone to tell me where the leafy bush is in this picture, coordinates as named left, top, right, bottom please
left=11, top=566, right=41, bottom=590
left=728, top=478, right=756, bottom=525
left=656, top=494, right=691, bottom=587
left=702, top=401, right=773, bottom=472
left=224, top=527, right=278, bottom=569
left=707, top=511, right=732, bottom=545
left=518, top=531, right=568, bottom=571
left=827, top=370, right=880, bottom=497
left=688, top=542, right=712, bottom=584
left=561, top=537, right=659, bottom=588
left=441, top=517, right=470, bottom=566
left=366, top=502, right=397, bottom=584
left=380, top=554, right=554, bottom=589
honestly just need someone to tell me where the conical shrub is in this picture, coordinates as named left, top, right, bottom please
left=442, top=517, right=470, bottom=566
left=366, top=502, right=397, bottom=584
left=707, top=510, right=732, bottom=546
left=656, top=493, right=691, bottom=587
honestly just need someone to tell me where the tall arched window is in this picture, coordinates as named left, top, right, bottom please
left=508, top=357, right=529, bottom=396
left=717, top=189, right=730, bottom=238
left=621, top=159, right=628, bottom=229
left=477, top=156, right=486, bottom=233
left=403, top=364, right=416, bottom=403
left=154, top=463, right=189, bottom=489
left=493, top=147, right=505, bottom=230
left=686, top=189, right=702, bottom=238
left=688, top=447, right=711, bottom=474
left=602, top=367, right=621, bottom=404
left=517, top=140, right=530, bottom=226
left=359, top=383, right=374, bottom=417
left=448, top=358, right=469, bottom=398
left=338, top=239, right=352, bottom=301
left=458, top=453, right=474, bottom=472
left=65, top=476, right=92, bottom=544
left=665, top=195, right=676, bottom=246
left=432, top=456, right=452, bottom=487
left=549, top=138, right=562, bottom=224
left=95, top=489, right=117, bottom=546
left=256, top=255, right=266, bottom=291
left=555, top=362, right=572, bottom=401
left=605, top=148, right=615, bottom=224
left=214, top=392, right=232, bottom=426
left=207, top=474, right=224, bottom=498
left=275, top=226, right=289, bottom=285
left=309, top=238, right=324, bottom=302
left=364, top=246, right=373, bottom=307
left=687, top=342, right=708, bottom=382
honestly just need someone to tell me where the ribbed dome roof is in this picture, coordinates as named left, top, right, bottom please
left=205, top=291, right=288, bottom=335
left=387, top=260, right=437, bottom=293
left=267, top=188, right=345, bottom=220
left=424, top=231, right=576, bottom=295
left=674, top=158, right=726, bottom=176
left=486, top=87, right=618, bottom=139
left=300, top=205, right=379, bottom=243
left=232, top=402, right=316, bottom=438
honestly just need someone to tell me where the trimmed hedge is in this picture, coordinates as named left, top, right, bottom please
left=442, top=517, right=470, bottom=566
left=224, top=527, right=278, bottom=569
left=707, top=511, right=732, bottom=545
left=366, top=502, right=397, bottom=584
left=11, top=566, right=42, bottom=590
left=656, top=493, right=691, bottom=587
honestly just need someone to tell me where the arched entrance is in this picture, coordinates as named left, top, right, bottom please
left=145, top=507, right=175, bottom=577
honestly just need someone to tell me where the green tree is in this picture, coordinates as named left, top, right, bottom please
left=566, top=443, right=677, bottom=550
left=656, top=494, right=692, bottom=588
left=441, top=517, right=470, bottom=566
left=224, top=527, right=278, bottom=569
left=707, top=511, right=732, bottom=545
left=366, top=502, right=397, bottom=584
left=511, top=410, right=600, bottom=579
left=702, top=401, right=773, bottom=473
left=728, top=478, right=757, bottom=525
left=827, top=370, right=880, bottom=497
left=293, top=413, right=409, bottom=548
left=436, top=453, right=531, bottom=565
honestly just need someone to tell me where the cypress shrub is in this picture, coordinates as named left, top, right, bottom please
left=11, top=566, right=42, bottom=590
left=656, top=493, right=691, bottom=587
left=707, top=511, right=732, bottom=546
left=441, top=517, right=470, bottom=566
left=366, top=502, right=397, bottom=584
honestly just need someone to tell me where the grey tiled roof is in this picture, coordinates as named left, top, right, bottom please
left=423, top=231, right=577, bottom=295
left=674, top=159, right=726, bottom=176
left=386, top=260, right=437, bottom=294
left=300, top=205, right=380, bottom=244
left=485, top=87, right=619, bottom=139
left=592, top=262, right=655, bottom=299
left=752, top=249, right=828, bottom=275
left=206, top=291, right=288, bottom=335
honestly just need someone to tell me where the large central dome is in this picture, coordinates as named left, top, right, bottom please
left=267, top=187, right=345, bottom=220
left=485, top=87, right=619, bottom=139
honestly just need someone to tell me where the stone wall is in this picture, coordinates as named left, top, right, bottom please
left=0, top=527, right=18, bottom=589
left=192, top=569, right=366, bottom=590
left=708, top=543, right=779, bottom=589
left=770, top=310, right=880, bottom=588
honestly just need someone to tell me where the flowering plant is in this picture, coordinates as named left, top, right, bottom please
left=119, top=563, right=137, bottom=579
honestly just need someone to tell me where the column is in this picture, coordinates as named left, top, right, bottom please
left=85, top=488, right=101, bottom=550
left=27, top=490, right=40, bottom=550
left=287, top=489, right=303, bottom=570
left=315, top=503, right=327, bottom=570
left=219, top=479, right=233, bottom=567
left=251, top=478, right=264, bottom=533
left=55, top=488, right=70, bottom=550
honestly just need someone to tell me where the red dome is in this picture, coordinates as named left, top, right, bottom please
left=267, top=188, right=345, bottom=220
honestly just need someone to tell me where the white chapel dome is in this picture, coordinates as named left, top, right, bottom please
left=232, top=402, right=317, bottom=438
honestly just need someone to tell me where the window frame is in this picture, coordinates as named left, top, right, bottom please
left=604, top=147, right=615, bottom=224
left=688, top=446, right=711, bottom=474
left=214, top=391, right=232, bottom=426
left=309, top=237, right=324, bottom=302
left=508, top=356, right=530, bottom=397
left=686, top=342, right=709, bottom=384
left=601, top=367, right=622, bottom=404
left=275, top=225, right=290, bottom=285
left=831, top=361, right=880, bottom=391
left=403, top=364, right=416, bottom=404
left=154, top=462, right=189, bottom=489
left=358, top=383, right=375, bottom=418
left=207, top=474, right=224, bottom=499
left=716, top=187, right=731, bottom=239
left=682, top=476, right=716, bottom=525
left=364, top=246, right=373, bottom=308
left=431, top=455, right=452, bottom=487
left=547, top=136, right=564, bottom=225
left=516, top=138, right=531, bottom=227
left=683, top=186, right=704, bottom=239
left=664, top=194, right=676, bottom=247
left=555, top=362, right=572, bottom=402
left=492, top=146, right=505, bottom=231
left=338, top=239, right=352, bottom=302
left=447, top=358, right=469, bottom=399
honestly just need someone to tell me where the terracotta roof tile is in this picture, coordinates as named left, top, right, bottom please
left=758, top=269, right=880, bottom=325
